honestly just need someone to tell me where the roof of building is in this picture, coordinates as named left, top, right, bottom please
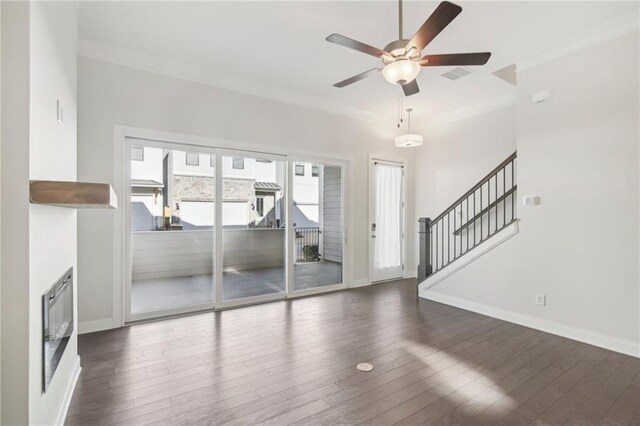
left=131, top=179, right=164, bottom=188
left=254, top=181, right=281, bottom=192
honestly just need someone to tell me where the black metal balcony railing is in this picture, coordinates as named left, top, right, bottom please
left=419, top=152, right=517, bottom=281
left=295, top=227, right=321, bottom=262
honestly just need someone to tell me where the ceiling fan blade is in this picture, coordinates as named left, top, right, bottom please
left=406, top=1, right=462, bottom=53
left=333, top=68, right=381, bottom=88
left=420, top=52, right=491, bottom=67
left=402, top=79, right=420, bottom=96
left=326, top=34, right=389, bottom=58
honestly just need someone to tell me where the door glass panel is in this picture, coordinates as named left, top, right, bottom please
left=222, top=155, right=286, bottom=302
left=130, top=146, right=214, bottom=315
left=293, top=163, right=343, bottom=291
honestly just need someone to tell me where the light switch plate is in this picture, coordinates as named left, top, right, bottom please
left=523, top=195, right=540, bottom=206
left=535, top=294, right=546, bottom=306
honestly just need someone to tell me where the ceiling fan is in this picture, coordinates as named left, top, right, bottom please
left=326, top=0, right=491, bottom=96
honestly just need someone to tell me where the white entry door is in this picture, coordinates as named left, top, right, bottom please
left=370, top=159, right=405, bottom=282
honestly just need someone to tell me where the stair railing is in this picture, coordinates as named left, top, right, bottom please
left=418, top=151, right=517, bottom=282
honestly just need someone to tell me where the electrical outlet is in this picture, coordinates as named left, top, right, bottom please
left=535, top=293, right=546, bottom=306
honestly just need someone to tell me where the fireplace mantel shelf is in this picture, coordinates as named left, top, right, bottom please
left=30, top=180, right=118, bottom=209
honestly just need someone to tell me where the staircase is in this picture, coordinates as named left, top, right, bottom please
left=418, top=151, right=518, bottom=284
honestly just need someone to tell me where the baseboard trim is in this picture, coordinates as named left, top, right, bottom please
left=419, top=221, right=519, bottom=292
left=350, top=279, right=370, bottom=288
left=54, top=355, right=81, bottom=426
left=421, top=292, right=640, bottom=358
left=404, top=269, right=417, bottom=279
left=79, top=318, right=115, bottom=334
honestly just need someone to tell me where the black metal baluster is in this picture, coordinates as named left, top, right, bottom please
left=495, top=174, right=498, bottom=231
left=441, top=218, right=444, bottom=268
left=466, top=198, right=469, bottom=252
left=480, top=185, right=483, bottom=241
left=447, top=212, right=450, bottom=264
left=503, top=167, right=506, bottom=226
left=512, top=160, right=515, bottom=221
left=473, top=191, right=477, bottom=246
left=453, top=207, right=456, bottom=259
left=435, top=222, right=438, bottom=272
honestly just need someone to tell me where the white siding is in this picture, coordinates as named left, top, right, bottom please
left=322, top=166, right=342, bottom=263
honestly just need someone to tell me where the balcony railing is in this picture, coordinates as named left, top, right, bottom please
left=295, top=227, right=321, bottom=263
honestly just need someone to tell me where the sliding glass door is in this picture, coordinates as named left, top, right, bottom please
left=125, top=139, right=346, bottom=321
left=128, top=142, right=215, bottom=320
left=290, top=161, right=344, bottom=293
left=218, top=152, right=287, bottom=306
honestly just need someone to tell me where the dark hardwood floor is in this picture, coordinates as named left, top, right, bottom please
left=67, top=280, right=640, bottom=425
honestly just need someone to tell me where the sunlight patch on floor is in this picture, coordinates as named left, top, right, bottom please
left=402, top=340, right=516, bottom=414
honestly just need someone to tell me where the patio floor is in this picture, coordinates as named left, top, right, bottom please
left=131, top=261, right=342, bottom=315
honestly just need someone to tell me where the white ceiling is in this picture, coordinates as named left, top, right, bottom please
left=78, top=1, right=638, bottom=124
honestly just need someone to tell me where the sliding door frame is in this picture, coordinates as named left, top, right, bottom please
left=116, top=126, right=351, bottom=325
left=286, top=156, right=348, bottom=298
left=123, top=137, right=218, bottom=323
left=214, top=148, right=289, bottom=310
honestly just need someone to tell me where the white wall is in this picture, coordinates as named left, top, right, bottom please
left=2, top=2, right=79, bottom=424
left=414, top=107, right=517, bottom=220
left=77, top=57, right=416, bottom=330
left=417, top=33, right=640, bottom=356
left=1, top=4, right=30, bottom=423
left=131, top=146, right=164, bottom=182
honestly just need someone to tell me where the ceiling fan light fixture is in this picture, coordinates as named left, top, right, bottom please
left=382, top=59, right=420, bottom=85
left=395, top=133, right=424, bottom=148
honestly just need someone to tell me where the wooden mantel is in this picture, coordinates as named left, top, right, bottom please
left=30, top=180, right=118, bottom=209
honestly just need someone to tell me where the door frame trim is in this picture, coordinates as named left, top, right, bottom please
left=113, top=125, right=352, bottom=327
left=368, top=154, right=407, bottom=284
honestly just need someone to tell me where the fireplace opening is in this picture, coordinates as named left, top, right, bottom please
left=42, top=267, right=74, bottom=392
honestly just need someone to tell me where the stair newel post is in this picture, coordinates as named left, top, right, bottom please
left=418, top=217, right=432, bottom=283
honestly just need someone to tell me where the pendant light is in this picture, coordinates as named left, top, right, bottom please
left=395, top=108, right=423, bottom=148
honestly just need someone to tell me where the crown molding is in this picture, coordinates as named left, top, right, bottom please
left=421, top=93, right=517, bottom=129
left=78, top=38, right=517, bottom=130
left=516, top=8, right=640, bottom=73
left=78, top=39, right=395, bottom=126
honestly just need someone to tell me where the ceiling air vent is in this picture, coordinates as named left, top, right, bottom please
left=441, top=66, right=474, bottom=81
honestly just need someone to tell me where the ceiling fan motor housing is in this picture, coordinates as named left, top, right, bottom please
left=382, top=39, right=419, bottom=64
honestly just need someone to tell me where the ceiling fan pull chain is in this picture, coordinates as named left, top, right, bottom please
left=400, top=89, right=404, bottom=123
left=397, top=86, right=400, bottom=128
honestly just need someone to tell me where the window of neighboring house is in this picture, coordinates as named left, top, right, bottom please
left=295, top=163, right=305, bottom=176
left=210, top=155, right=215, bottom=168
left=186, top=152, right=199, bottom=166
left=232, top=157, right=244, bottom=169
left=131, top=146, right=144, bottom=161
left=312, top=165, right=319, bottom=177
left=256, top=197, right=264, bottom=216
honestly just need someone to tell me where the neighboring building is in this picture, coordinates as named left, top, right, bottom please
left=130, top=147, right=304, bottom=231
